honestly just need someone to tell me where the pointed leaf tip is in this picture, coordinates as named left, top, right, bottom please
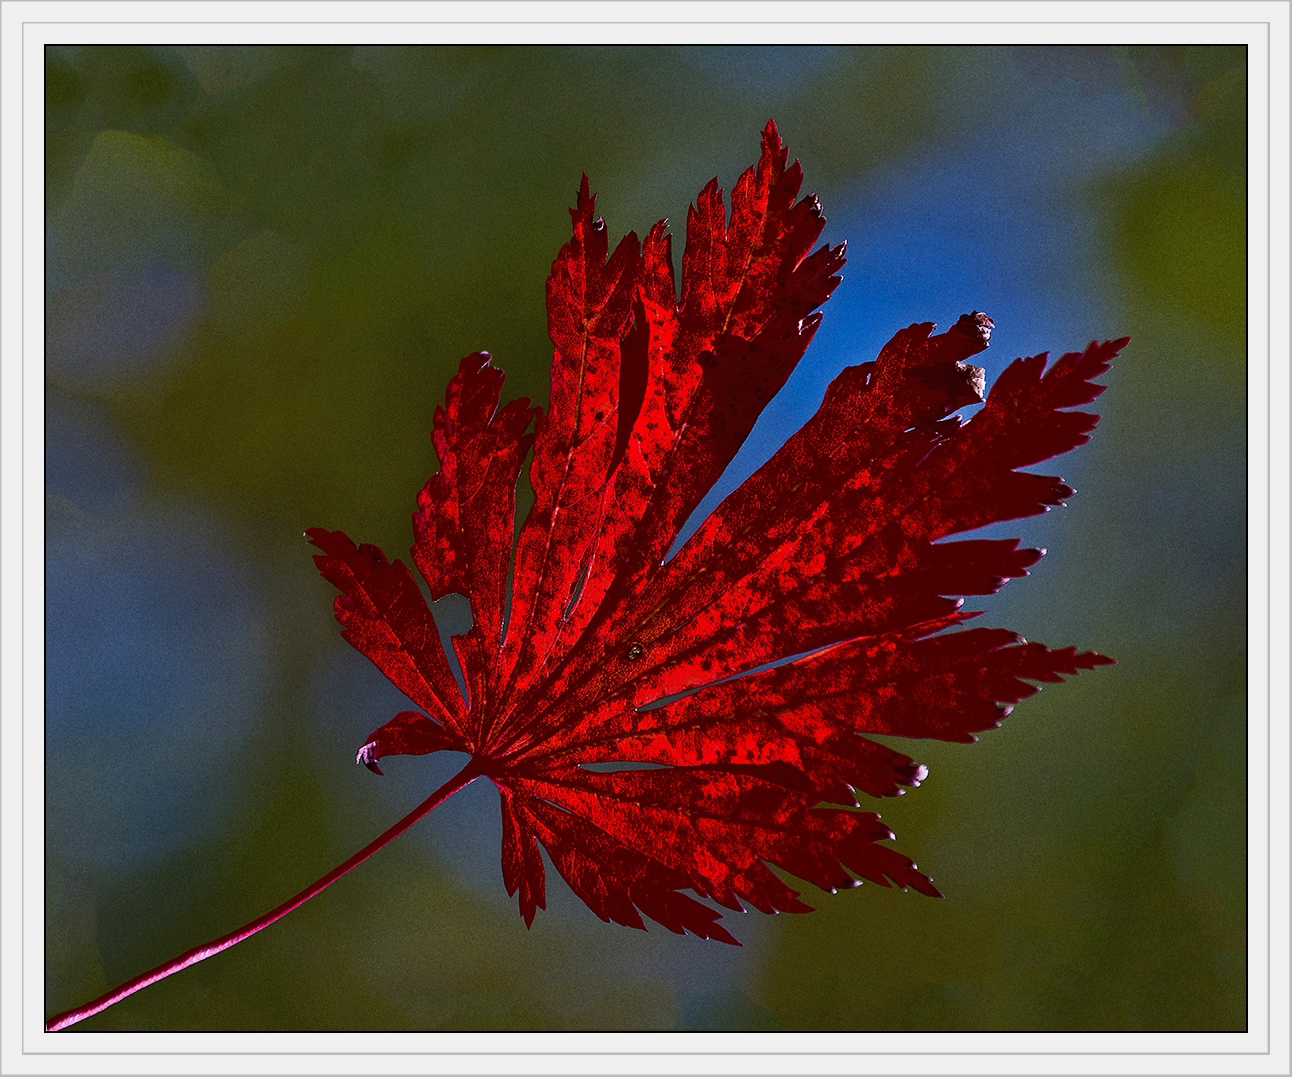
left=357, top=742, right=384, bottom=775
left=571, top=176, right=599, bottom=230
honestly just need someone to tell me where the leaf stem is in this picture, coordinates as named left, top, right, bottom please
left=46, top=759, right=485, bottom=1032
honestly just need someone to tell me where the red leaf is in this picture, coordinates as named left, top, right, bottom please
left=308, top=120, right=1123, bottom=944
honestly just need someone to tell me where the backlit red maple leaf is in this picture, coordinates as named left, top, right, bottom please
left=47, top=119, right=1126, bottom=1033
left=306, top=121, right=1124, bottom=945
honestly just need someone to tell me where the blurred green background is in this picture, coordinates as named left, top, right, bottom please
left=45, top=45, right=1246, bottom=1030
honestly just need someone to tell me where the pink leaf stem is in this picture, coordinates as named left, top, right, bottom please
left=46, top=760, right=483, bottom=1031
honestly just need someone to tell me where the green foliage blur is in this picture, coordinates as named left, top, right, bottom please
left=46, top=45, right=1247, bottom=1031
